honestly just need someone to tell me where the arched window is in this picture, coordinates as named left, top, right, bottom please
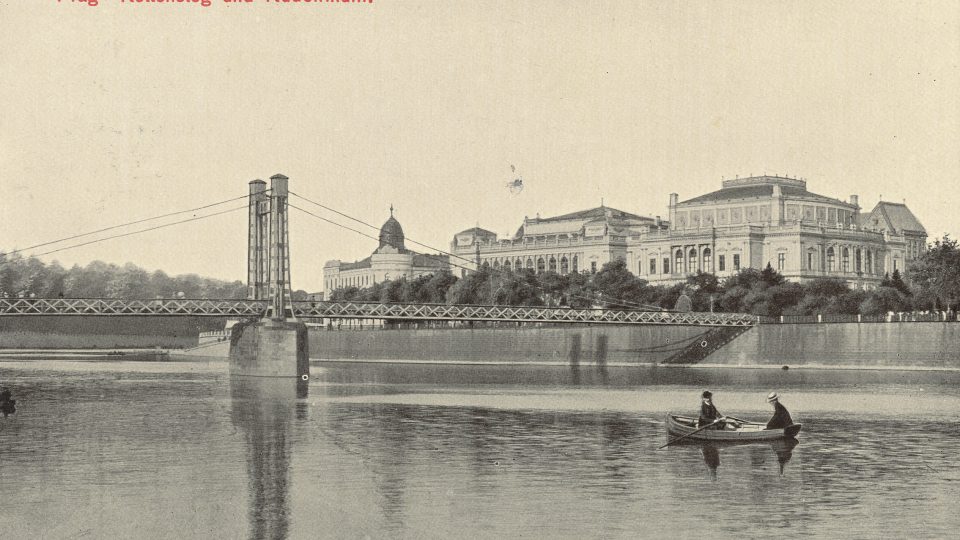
left=675, top=249, right=684, bottom=274
left=560, top=257, right=569, bottom=274
left=526, top=259, right=534, bottom=270
left=855, top=249, right=862, bottom=273
left=548, top=256, right=557, bottom=272
left=842, top=248, right=850, bottom=273
left=702, top=248, right=712, bottom=272
left=688, top=248, right=698, bottom=273
left=827, top=247, right=835, bottom=272
left=493, top=260, right=500, bottom=270
left=536, top=258, right=546, bottom=273
left=572, top=256, right=579, bottom=273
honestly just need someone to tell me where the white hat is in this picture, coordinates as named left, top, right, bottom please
left=767, top=392, right=779, bottom=403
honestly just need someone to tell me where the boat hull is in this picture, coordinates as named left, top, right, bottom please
left=666, top=414, right=802, bottom=442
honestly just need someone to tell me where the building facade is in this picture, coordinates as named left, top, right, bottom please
left=629, top=176, right=926, bottom=288
left=322, top=208, right=449, bottom=299
left=452, top=175, right=926, bottom=290
left=450, top=206, right=669, bottom=277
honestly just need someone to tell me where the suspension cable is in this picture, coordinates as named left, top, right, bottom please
left=3, top=192, right=255, bottom=258
left=23, top=205, right=247, bottom=258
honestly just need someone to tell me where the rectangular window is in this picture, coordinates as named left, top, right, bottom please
left=778, top=253, right=786, bottom=271
left=718, top=255, right=725, bottom=272
left=649, top=258, right=657, bottom=275
left=807, top=252, right=814, bottom=271
left=733, top=254, right=741, bottom=271
left=663, top=257, right=670, bottom=274
left=590, top=261, right=597, bottom=273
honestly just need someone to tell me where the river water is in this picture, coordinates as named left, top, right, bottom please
left=1, top=359, right=958, bottom=539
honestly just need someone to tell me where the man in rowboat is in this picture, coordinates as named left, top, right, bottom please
left=698, top=390, right=729, bottom=430
left=765, top=392, right=794, bottom=429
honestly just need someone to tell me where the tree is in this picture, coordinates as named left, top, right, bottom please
left=591, top=259, right=651, bottom=308
left=859, top=287, right=910, bottom=316
left=760, top=263, right=785, bottom=287
left=686, top=271, right=720, bottom=311
left=909, top=236, right=960, bottom=310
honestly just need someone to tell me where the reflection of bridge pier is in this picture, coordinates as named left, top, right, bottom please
left=230, top=174, right=310, bottom=379
left=230, top=376, right=308, bottom=540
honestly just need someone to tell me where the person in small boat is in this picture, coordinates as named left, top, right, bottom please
left=698, top=390, right=727, bottom=429
left=765, top=392, right=793, bottom=430
left=0, top=386, right=15, bottom=417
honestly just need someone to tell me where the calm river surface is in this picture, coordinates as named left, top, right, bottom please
left=1, top=359, right=958, bottom=539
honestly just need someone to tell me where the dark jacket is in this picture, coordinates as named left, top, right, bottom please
left=766, top=402, right=793, bottom=430
left=699, top=401, right=722, bottom=427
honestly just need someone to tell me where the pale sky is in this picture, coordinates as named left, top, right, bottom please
left=1, top=1, right=957, bottom=292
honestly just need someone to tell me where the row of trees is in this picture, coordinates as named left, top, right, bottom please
left=0, top=253, right=249, bottom=299
left=330, top=235, right=960, bottom=316
left=3, top=235, right=956, bottom=313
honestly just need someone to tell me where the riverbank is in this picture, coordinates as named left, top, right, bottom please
left=4, top=319, right=959, bottom=370
left=0, top=316, right=224, bottom=349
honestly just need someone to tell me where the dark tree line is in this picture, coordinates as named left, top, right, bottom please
left=0, top=253, right=249, bottom=299
left=330, top=235, right=960, bottom=316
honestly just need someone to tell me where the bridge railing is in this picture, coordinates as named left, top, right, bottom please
left=295, top=301, right=757, bottom=326
left=0, top=298, right=757, bottom=327
left=0, top=298, right=266, bottom=317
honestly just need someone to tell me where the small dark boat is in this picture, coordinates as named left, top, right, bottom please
left=666, top=414, right=802, bottom=442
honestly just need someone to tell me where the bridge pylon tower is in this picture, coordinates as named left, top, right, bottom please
left=247, top=179, right=270, bottom=301
left=231, top=173, right=308, bottom=381
left=247, top=175, right=296, bottom=320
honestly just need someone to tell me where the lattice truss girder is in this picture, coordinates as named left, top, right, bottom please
left=0, top=298, right=756, bottom=327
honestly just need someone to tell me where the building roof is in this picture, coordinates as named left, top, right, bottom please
left=378, top=214, right=406, bottom=252
left=455, top=226, right=498, bottom=237
left=679, top=176, right=847, bottom=206
left=861, top=202, right=927, bottom=235
left=538, top=206, right=653, bottom=223
left=412, top=253, right=450, bottom=268
left=340, top=256, right=372, bottom=271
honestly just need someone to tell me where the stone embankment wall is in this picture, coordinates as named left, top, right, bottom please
left=309, top=324, right=711, bottom=366
left=0, top=316, right=225, bottom=349
left=309, top=322, right=960, bottom=369
left=707, top=322, right=960, bottom=368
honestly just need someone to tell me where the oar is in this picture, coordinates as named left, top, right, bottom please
left=659, top=418, right=723, bottom=449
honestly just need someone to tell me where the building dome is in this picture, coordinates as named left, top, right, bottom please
left=378, top=206, right=406, bottom=251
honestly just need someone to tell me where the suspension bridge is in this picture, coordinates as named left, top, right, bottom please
left=1, top=174, right=756, bottom=376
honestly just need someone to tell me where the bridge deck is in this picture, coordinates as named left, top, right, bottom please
left=0, top=298, right=757, bottom=327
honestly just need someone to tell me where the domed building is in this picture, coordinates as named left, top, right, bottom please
left=322, top=207, right=450, bottom=299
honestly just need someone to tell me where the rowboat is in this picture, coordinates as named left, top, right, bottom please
left=665, top=414, right=802, bottom=442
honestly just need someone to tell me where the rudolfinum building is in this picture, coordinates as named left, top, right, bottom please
left=454, top=175, right=926, bottom=290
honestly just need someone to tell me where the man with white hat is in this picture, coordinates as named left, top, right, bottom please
left=765, top=392, right=793, bottom=430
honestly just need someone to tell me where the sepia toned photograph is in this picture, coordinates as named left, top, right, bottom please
left=1, top=1, right=958, bottom=538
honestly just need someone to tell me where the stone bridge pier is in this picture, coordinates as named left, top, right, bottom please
left=229, top=174, right=309, bottom=380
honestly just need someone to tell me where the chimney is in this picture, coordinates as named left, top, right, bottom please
left=771, top=184, right=783, bottom=224
left=668, top=193, right=678, bottom=229
left=850, top=194, right=859, bottom=208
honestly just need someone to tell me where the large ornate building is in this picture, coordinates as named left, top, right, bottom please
left=453, top=175, right=926, bottom=290
left=322, top=208, right=449, bottom=298
left=450, top=206, right=669, bottom=277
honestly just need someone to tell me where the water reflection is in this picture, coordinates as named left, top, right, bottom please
left=683, top=439, right=800, bottom=481
left=230, top=377, right=307, bottom=540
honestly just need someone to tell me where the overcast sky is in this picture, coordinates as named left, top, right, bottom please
left=1, top=1, right=957, bottom=292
